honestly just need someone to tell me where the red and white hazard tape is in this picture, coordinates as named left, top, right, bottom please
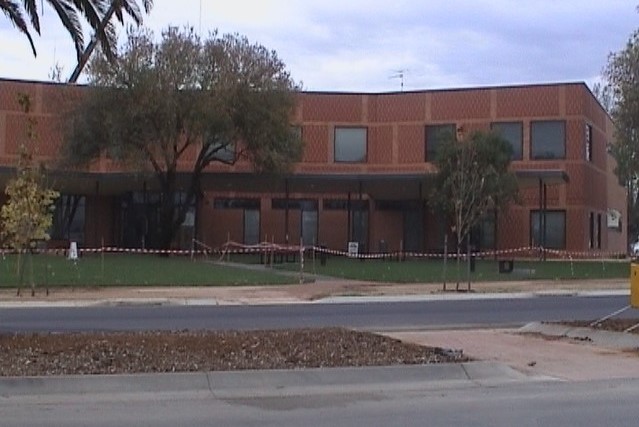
left=0, top=244, right=630, bottom=261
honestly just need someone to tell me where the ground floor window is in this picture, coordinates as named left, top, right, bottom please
left=243, top=209, right=260, bottom=245
left=472, top=211, right=495, bottom=251
left=50, top=195, right=85, bottom=245
left=530, top=210, right=565, bottom=249
left=214, top=198, right=261, bottom=245
left=119, top=191, right=196, bottom=249
left=322, top=198, right=369, bottom=250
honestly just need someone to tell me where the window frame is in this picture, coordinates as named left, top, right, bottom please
left=530, top=120, right=566, bottom=160
left=425, top=124, right=456, bottom=162
left=585, top=123, right=593, bottom=162
left=490, top=121, right=523, bottom=161
left=530, top=209, right=566, bottom=250
left=334, top=126, right=367, bottom=163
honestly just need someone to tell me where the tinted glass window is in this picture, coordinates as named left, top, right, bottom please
left=531, top=121, right=565, bottom=160
left=425, top=124, right=455, bottom=162
left=530, top=210, right=565, bottom=249
left=335, top=127, right=367, bottom=162
left=491, top=122, right=523, bottom=160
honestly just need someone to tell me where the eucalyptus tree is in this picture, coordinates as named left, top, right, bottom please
left=64, top=26, right=303, bottom=249
left=431, top=130, right=518, bottom=290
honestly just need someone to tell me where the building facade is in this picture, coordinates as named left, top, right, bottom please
left=0, top=79, right=628, bottom=255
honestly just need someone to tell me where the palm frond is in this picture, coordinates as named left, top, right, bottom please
left=1, top=0, right=37, bottom=55
left=20, top=0, right=40, bottom=33
left=47, top=0, right=85, bottom=59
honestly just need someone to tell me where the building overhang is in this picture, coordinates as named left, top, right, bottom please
left=514, top=169, right=570, bottom=188
left=0, top=167, right=569, bottom=200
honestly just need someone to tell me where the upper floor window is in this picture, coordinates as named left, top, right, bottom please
left=206, top=136, right=235, bottom=164
left=290, top=125, right=302, bottom=141
left=530, top=120, right=565, bottom=160
left=585, top=123, right=593, bottom=162
left=334, top=127, right=367, bottom=163
left=491, top=122, right=523, bottom=161
left=425, top=124, right=455, bottom=162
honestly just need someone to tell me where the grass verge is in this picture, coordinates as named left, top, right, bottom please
left=0, top=253, right=296, bottom=287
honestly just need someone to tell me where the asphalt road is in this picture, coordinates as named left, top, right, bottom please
left=0, top=295, right=634, bottom=333
left=2, top=378, right=638, bottom=426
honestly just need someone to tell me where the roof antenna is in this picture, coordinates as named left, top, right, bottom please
left=389, top=69, right=407, bottom=91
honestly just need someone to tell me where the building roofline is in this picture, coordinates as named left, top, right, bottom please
left=0, top=76, right=72, bottom=87
left=0, top=76, right=590, bottom=96
left=300, top=81, right=590, bottom=96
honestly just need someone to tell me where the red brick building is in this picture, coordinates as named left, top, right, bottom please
left=0, top=79, right=628, bottom=255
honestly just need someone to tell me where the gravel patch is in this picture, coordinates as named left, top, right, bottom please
left=0, top=328, right=468, bottom=376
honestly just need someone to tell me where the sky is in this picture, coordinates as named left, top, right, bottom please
left=0, top=0, right=638, bottom=92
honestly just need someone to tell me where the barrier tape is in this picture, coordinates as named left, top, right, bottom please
left=0, top=243, right=629, bottom=261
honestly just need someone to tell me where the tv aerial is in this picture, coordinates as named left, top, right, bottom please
left=389, top=69, right=408, bottom=91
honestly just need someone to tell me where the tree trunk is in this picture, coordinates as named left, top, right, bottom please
left=16, top=252, right=24, bottom=296
left=466, top=234, right=471, bottom=292
left=68, top=2, right=119, bottom=83
left=455, top=231, right=461, bottom=291
left=158, top=196, right=177, bottom=250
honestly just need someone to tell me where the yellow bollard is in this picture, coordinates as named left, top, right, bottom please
left=631, top=264, right=639, bottom=308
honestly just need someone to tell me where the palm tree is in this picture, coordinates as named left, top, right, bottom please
left=0, top=0, right=152, bottom=75
left=1, top=0, right=106, bottom=59
left=0, top=0, right=37, bottom=55
left=68, top=0, right=153, bottom=82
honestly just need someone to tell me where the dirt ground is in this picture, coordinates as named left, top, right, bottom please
left=0, top=328, right=468, bottom=376
left=561, top=318, right=639, bottom=333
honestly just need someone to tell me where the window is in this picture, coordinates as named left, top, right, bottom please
left=425, top=124, right=455, bottom=162
left=586, top=124, right=592, bottom=162
left=291, top=125, right=302, bottom=141
left=51, top=195, right=86, bottom=244
left=334, top=127, right=367, bottom=162
left=244, top=209, right=260, bottom=245
left=530, top=210, right=566, bottom=249
left=597, top=213, right=602, bottom=249
left=213, top=198, right=260, bottom=210
left=324, top=199, right=368, bottom=210
left=491, top=122, right=523, bottom=160
left=530, top=121, right=565, bottom=160
left=473, top=212, right=496, bottom=251
left=206, top=137, right=235, bottom=164
left=272, top=199, right=318, bottom=210
left=589, top=212, right=594, bottom=249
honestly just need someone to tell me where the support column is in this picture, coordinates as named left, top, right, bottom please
left=347, top=192, right=352, bottom=243
left=538, top=178, right=543, bottom=259
left=543, top=183, right=548, bottom=260
left=284, top=178, right=290, bottom=244
left=94, top=180, right=100, bottom=247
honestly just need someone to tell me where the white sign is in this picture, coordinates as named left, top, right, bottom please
left=607, top=209, right=621, bottom=229
left=347, top=241, right=359, bottom=257
left=68, top=241, right=78, bottom=260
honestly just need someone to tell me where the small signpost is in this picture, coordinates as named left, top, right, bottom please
left=68, top=241, right=78, bottom=261
left=347, top=242, right=359, bottom=258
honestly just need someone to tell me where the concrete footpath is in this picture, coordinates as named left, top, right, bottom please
left=0, top=362, right=544, bottom=400
left=0, top=278, right=629, bottom=307
left=0, top=277, right=637, bottom=391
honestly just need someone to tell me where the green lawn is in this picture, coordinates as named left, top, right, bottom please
left=0, top=253, right=296, bottom=287
left=284, top=255, right=631, bottom=283
left=0, top=252, right=629, bottom=288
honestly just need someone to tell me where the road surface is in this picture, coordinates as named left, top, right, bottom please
left=0, top=295, right=633, bottom=332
